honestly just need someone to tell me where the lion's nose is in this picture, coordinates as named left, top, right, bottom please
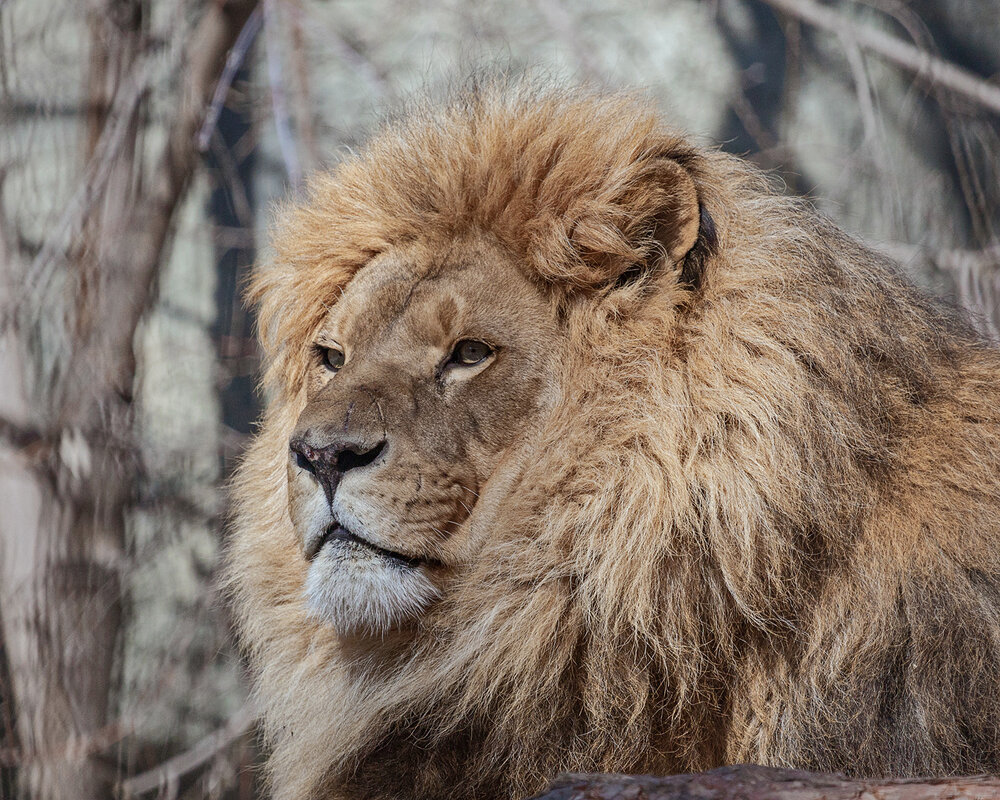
left=289, top=436, right=387, bottom=499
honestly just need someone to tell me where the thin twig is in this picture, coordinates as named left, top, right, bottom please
left=0, top=722, right=126, bottom=768
left=197, top=5, right=263, bottom=152
left=760, top=0, right=1000, bottom=116
left=880, top=242, right=1000, bottom=340
left=263, top=0, right=302, bottom=189
left=0, top=414, right=45, bottom=451
left=0, top=165, right=20, bottom=266
left=835, top=31, right=900, bottom=229
left=304, top=13, right=392, bottom=101
left=837, top=31, right=878, bottom=144
left=286, top=0, right=320, bottom=170
left=730, top=85, right=778, bottom=152
left=208, top=128, right=254, bottom=228
left=119, top=704, right=256, bottom=797
left=328, top=35, right=390, bottom=100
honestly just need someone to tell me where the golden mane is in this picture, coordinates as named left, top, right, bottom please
left=229, top=82, right=1000, bottom=800
left=250, top=85, right=708, bottom=398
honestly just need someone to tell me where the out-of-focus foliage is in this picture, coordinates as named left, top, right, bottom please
left=0, top=0, right=997, bottom=798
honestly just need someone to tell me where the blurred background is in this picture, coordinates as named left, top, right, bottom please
left=0, top=0, right=998, bottom=798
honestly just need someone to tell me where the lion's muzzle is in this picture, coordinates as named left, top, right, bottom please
left=290, top=434, right=387, bottom=504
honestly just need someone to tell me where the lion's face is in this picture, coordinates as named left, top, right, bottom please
left=286, top=236, right=561, bottom=635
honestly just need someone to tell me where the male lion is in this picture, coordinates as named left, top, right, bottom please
left=227, top=84, right=1000, bottom=800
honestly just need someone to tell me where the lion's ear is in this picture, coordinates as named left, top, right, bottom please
left=603, top=157, right=711, bottom=291
left=528, top=153, right=713, bottom=291
left=647, top=158, right=702, bottom=266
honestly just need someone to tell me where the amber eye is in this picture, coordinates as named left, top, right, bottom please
left=321, top=346, right=345, bottom=372
left=450, top=339, right=493, bottom=366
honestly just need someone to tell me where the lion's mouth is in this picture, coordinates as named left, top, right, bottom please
left=318, top=523, right=423, bottom=569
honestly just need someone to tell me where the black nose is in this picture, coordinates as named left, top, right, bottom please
left=289, top=436, right=387, bottom=499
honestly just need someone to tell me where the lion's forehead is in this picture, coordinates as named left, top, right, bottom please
left=324, top=256, right=435, bottom=341
left=319, top=240, right=538, bottom=355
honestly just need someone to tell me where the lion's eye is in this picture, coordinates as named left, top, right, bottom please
left=321, top=346, right=345, bottom=372
left=450, top=339, right=493, bottom=366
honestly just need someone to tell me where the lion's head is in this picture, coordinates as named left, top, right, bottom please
left=286, top=235, right=564, bottom=634
left=227, top=82, right=1000, bottom=800
left=237, top=85, right=707, bottom=645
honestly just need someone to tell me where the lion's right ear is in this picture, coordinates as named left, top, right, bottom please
left=674, top=203, right=717, bottom=290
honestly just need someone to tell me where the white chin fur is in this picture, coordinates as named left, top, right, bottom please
left=304, top=543, right=438, bottom=635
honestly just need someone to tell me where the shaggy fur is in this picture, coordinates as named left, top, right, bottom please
left=226, top=83, right=1000, bottom=800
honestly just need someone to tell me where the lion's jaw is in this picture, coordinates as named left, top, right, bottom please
left=286, top=236, right=561, bottom=636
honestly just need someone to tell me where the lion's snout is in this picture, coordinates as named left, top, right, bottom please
left=290, top=380, right=390, bottom=498
left=290, top=434, right=387, bottom=502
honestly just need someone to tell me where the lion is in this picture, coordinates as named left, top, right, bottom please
left=226, top=83, right=1000, bottom=800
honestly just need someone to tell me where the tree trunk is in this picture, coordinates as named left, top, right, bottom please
left=1, top=2, right=141, bottom=795
left=0, top=0, right=258, bottom=796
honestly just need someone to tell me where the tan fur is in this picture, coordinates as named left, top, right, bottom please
left=226, top=83, right=1000, bottom=800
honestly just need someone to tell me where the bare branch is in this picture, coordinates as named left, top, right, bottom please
left=0, top=722, right=125, bottom=769
left=263, top=0, right=303, bottom=189
left=90, top=0, right=261, bottom=393
left=197, top=5, right=264, bottom=153
left=118, top=704, right=256, bottom=797
left=730, top=85, right=778, bottom=152
left=305, top=15, right=393, bottom=101
left=879, top=242, right=1000, bottom=340
left=22, top=55, right=156, bottom=302
left=286, top=0, right=320, bottom=170
left=760, top=0, right=1000, bottom=116
left=878, top=243, right=1000, bottom=273
left=0, top=165, right=23, bottom=266
left=0, top=413, right=44, bottom=451
left=208, top=129, right=254, bottom=228
left=837, top=31, right=878, bottom=144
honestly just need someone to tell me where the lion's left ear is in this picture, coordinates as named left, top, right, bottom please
left=528, top=153, right=713, bottom=290
left=645, top=158, right=702, bottom=266
left=594, top=156, right=712, bottom=291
